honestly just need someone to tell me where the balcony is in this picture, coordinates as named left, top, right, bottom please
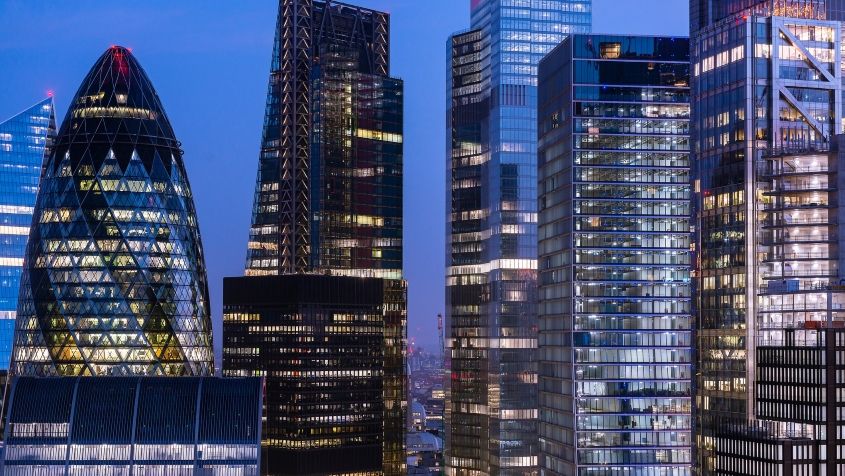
left=762, top=233, right=833, bottom=245
left=762, top=182, right=833, bottom=195
left=757, top=302, right=840, bottom=312
left=762, top=215, right=834, bottom=228
left=758, top=151, right=832, bottom=180
left=759, top=280, right=834, bottom=294
left=761, top=251, right=832, bottom=261
left=759, top=164, right=832, bottom=178
left=762, top=201, right=829, bottom=212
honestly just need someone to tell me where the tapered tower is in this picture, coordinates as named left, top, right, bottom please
left=229, top=2, right=406, bottom=474
left=11, top=46, right=213, bottom=377
left=245, top=0, right=401, bottom=280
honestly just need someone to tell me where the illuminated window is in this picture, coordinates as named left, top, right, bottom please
left=599, top=42, right=621, bottom=59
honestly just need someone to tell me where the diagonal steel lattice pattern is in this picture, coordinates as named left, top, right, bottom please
left=10, top=46, right=213, bottom=377
left=245, top=0, right=390, bottom=275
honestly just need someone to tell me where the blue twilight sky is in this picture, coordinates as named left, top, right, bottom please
left=0, top=0, right=688, bottom=352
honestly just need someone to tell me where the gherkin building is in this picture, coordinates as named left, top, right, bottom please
left=10, top=46, right=213, bottom=377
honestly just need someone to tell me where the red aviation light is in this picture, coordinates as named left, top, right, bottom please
left=113, top=48, right=129, bottom=75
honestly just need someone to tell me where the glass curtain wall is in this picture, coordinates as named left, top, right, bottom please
left=538, top=34, right=692, bottom=476
left=446, top=1, right=591, bottom=475
left=690, top=2, right=845, bottom=471
left=10, top=47, right=214, bottom=377
left=0, top=98, right=55, bottom=368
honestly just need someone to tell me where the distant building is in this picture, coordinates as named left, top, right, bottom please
left=2, top=376, right=262, bottom=475
left=408, top=355, right=445, bottom=437
left=10, top=46, right=214, bottom=377
left=537, top=33, right=693, bottom=475
left=407, top=431, right=444, bottom=476
left=411, top=400, right=427, bottom=431
left=223, top=274, right=406, bottom=475
left=0, top=98, right=55, bottom=369
left=425, top=387, right=445, bottom=436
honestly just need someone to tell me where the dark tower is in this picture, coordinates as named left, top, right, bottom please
left=228, top=1, right=406, bottom=475
left=11, top=46, right=213, bottom=377
left=245, top=0, right=400, bottom=279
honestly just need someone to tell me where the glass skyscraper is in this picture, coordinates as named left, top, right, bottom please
left=245, top=0, right=402, bottom=280
left=0, top=98, right=55, bottom=369
left=537, top=34, right=692, bottom=476
left=446, top=1, right=590, bottom=474
left=11, top=46, right=214, bottom=377
left=690, top=0, right=845, bottom=472
left=229, top=1, right=406, bottom=474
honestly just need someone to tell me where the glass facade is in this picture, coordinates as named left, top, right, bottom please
left=310, top=50, right=403, bottom=279
left=2, top=376, right=262, bottom=475
left=0, top=98, right=55, bottom=369
left=691, top=0, right=845, bottom=37
left=222, top=275, right=406, bottom=476
left=237, top=0, right=407, bottom=475
left=537, top=34, right=692, bottom=476
left=690, top=1, right=845, bottom=472
left=446, top=1, right=590, bottom=475
left=245, top=0, right=402, bottom=280
left=10, top=46, right=214, bottom=377
left=690, top=0, right=832, bottom=32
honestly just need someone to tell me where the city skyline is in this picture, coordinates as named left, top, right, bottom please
left=6, top=0, right=845, bottom=475
left=0, top=0, right=688, bottom=352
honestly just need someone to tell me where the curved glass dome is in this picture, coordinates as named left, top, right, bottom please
left=11, top=46, right=213, bottom=376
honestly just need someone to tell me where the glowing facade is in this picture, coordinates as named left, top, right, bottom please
left=2, top=376, right=262, bottom=475
left=0, top=98, right=55, bottom=368
left=691, top=0, right=845, bottom=473
left=10, top=46, right=213, bottom=377
left=446, top=1, right=591, bottom=474
left=537, top=34, right=692, bottom=476
left=223, top=275, right=406, bottom=476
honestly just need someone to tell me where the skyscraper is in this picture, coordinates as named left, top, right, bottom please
left=0, top=45, right=266, bottom=475
left=10, top=46, right=214, bottom=377
left=226, top=1, right=406, bottom=474
left=0, top=98, right=55, bottom=369
left=245, top=0, right=401, bottom=280
left=690, top=0, right=845, bottom=37
left=446, top=1, right=591, bottom=474
left=690, top=0, right=845, bottom=472
left=537, top=34, right=692, bottom=475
